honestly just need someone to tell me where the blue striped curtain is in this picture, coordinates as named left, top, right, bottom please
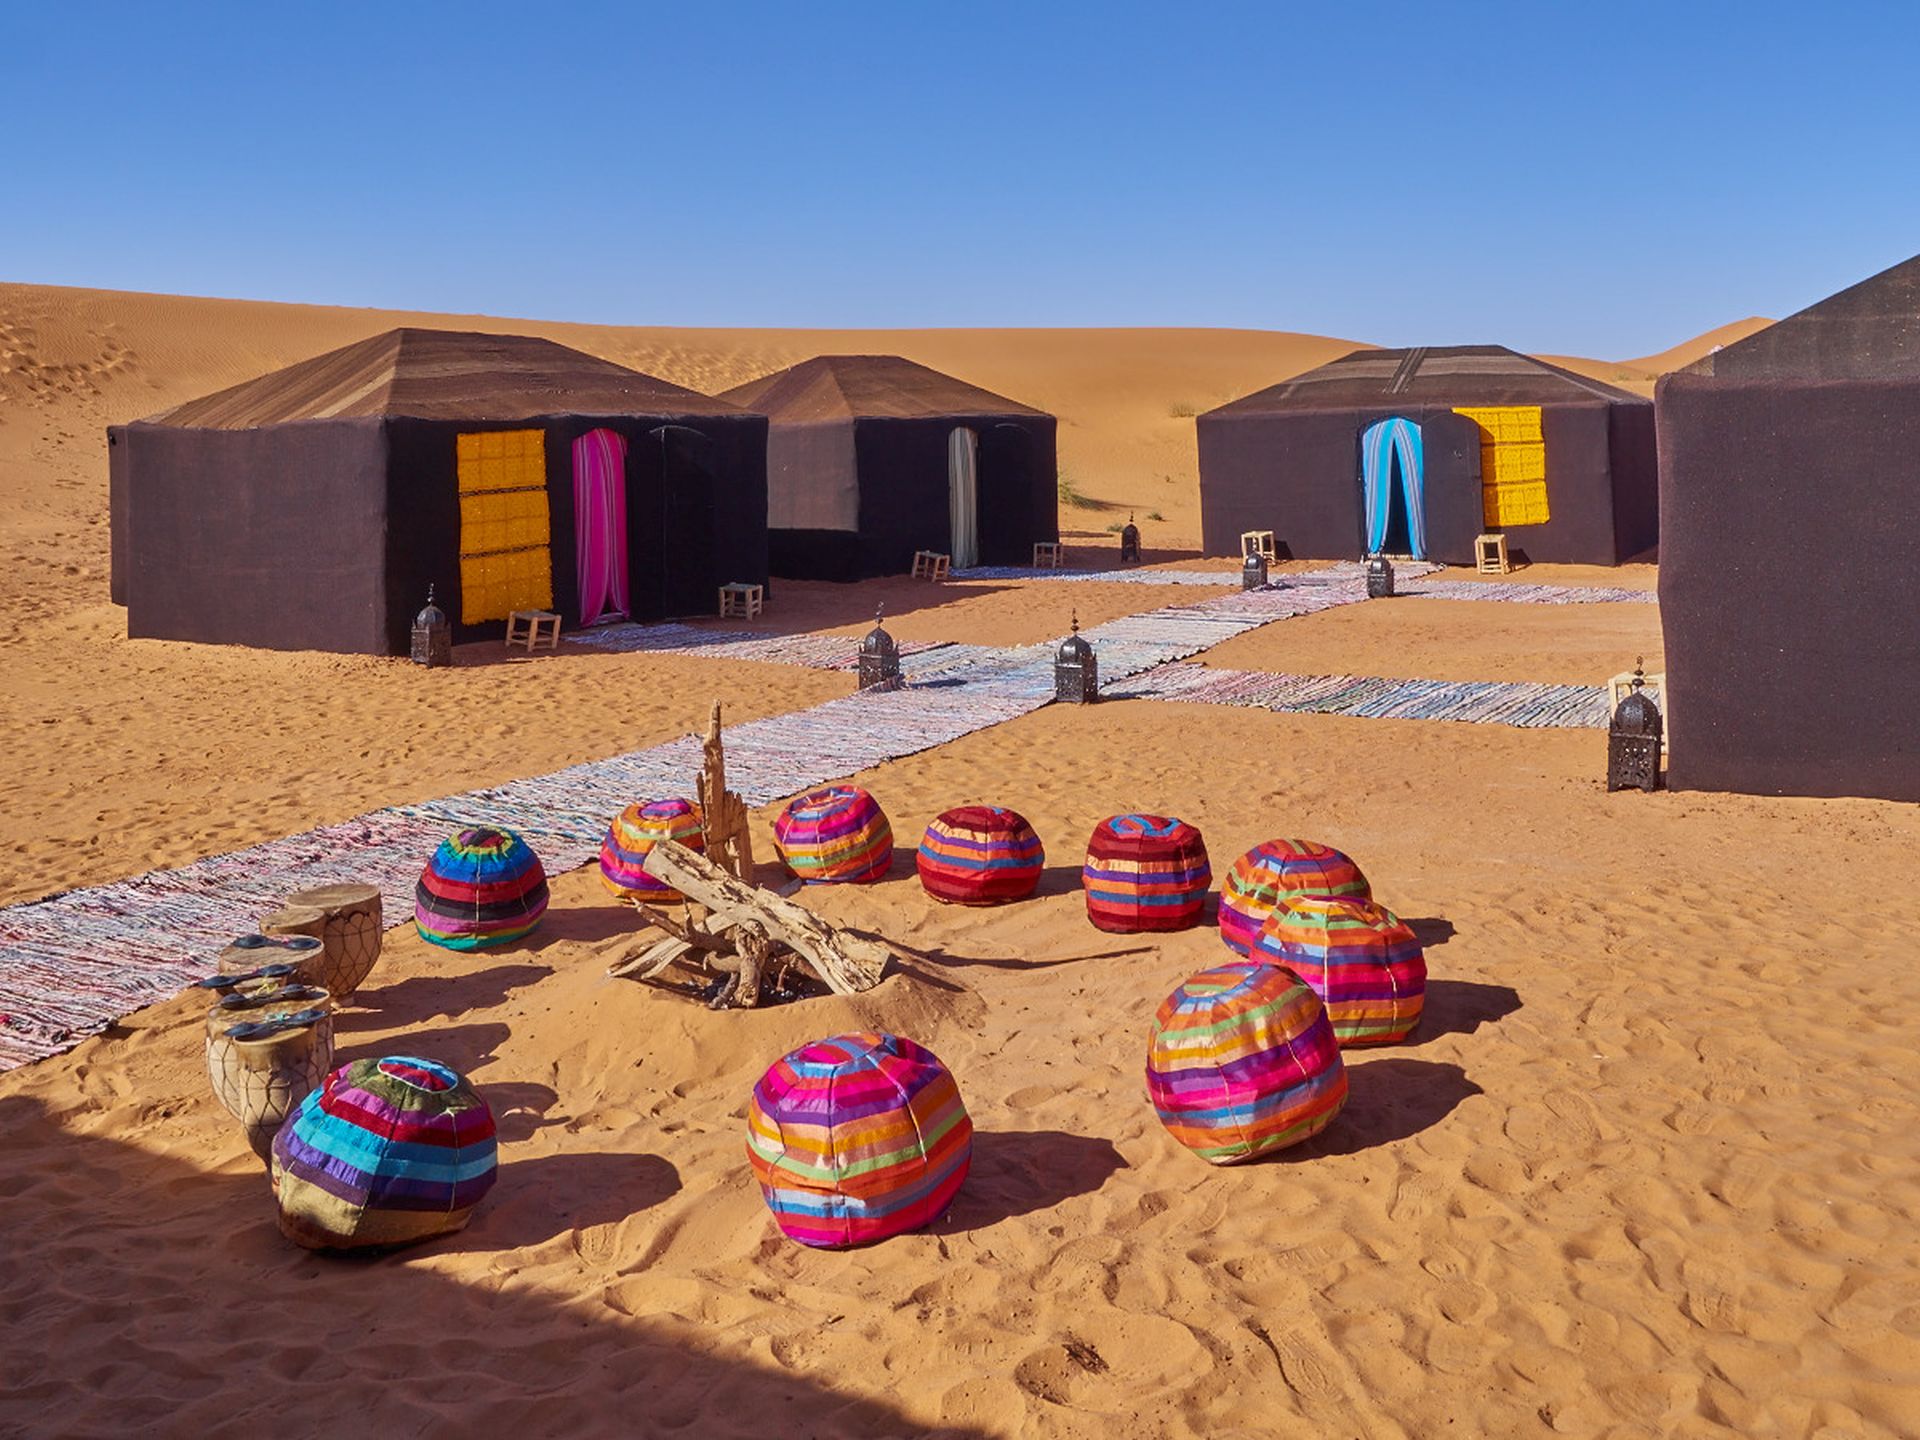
left=1360, top=418, right=1426, bottom=558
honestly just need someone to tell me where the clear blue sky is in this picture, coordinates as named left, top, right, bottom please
left=5, top=2, right=1917, bottom=357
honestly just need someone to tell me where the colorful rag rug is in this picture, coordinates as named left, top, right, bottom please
left=1108, top=663, right=1613, bottom=728
left=0, top=570, right=1377, bottom=1069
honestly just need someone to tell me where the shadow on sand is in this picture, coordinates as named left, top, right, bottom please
left=0, top=1094, right=997, bottom=1437
left=945, top=1129, right=1128, bottom=1230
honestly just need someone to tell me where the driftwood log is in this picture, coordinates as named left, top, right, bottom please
left=606, top=840, right=889, bottom=1007
left=696, top=702, right=755, bottom=883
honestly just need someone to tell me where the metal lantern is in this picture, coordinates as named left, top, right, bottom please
left=1366, top=552, right=1395, bottom=599
left=858, top=604, right=902, bottom=692
left=1055, top=610, right=1099, bottom=704
left=1606, top=659, right=1663, bottom=792
left=410, top=585, right=451, bottom=668
left=1119, top=514, right=1142, bottom=564
left=1241, top=551, right=1268, bottom=590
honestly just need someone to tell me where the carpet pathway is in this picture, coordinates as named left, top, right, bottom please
left=0, top=571, right=1379, bottom=1069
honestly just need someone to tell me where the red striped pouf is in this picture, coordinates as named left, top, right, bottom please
left=1082, top=814, right=1211, bottom=932
left=1217, top=839, right=1370, bottom=955
left=773, top=786, right=894, bottom=884
left=916, top=806, right=1045, bottom=905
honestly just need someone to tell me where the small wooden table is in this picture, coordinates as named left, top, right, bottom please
left=718, top=583, right=764, bottom=619
left=912, top=551, right=951, bottom=581
left=505, top=610, right=561, bottom=651
left=1475, top=533, right=1512, bottom=575
left=1033, top=541, right=1064, bottom=568
left=1240, top=530, right=1277, bottom=561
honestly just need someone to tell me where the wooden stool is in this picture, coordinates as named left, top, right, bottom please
left=1033, top=541, right=1064, bottom=568
left=505, top=610, right=561, bottom=651
left=1240, top=530, right=1277, bottom=562
left=718, top=583, right=764, bottom=619
left=1475, top=533, right=1511, bottom=575
left=912, top=550, right=951, bottom=581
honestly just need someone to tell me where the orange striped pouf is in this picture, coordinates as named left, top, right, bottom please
left=1251, top=895, right=1426, bottom=1046
left=1217, top=839, right=1370, bottom=955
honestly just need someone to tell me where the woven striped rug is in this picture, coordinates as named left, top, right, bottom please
left=1109, top=662, right=1612, bottom=728
left=2, top=569, right=1392, bottom=1069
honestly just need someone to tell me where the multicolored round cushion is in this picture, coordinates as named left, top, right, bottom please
left=1217, top=839, right=1370, bottom=955
left=1146, top=963, right=1347, bottom=1164
left=270, top=1055, right=498, bottom=1250
left=772, top=786, right=893, bottom=884
left=415, top=826, right=548, bottom=949
left=746, top=1032, right=972, bottom=1248
left=1253, top=895, right=1427, bottom=1046
left=1083, top=814, right=1212, bottom=932
left=916, top=805, right=1045, bottom=905
left=599, top=798, right=705, bottom=903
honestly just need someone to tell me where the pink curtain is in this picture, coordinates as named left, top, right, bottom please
left=573, top=428, right=630, bottom=624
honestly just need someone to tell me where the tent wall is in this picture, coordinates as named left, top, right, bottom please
left=123, top=419, right=390, bottom=652
left=1607, top=401, right=1661, bottom=562
left=1197, top=400, right=1643, bottom=564
left=1523, top=403, right=1624, bottom=565
left=765, top=419, right=859, bottom=531
left=386, top=413, right=769, bottom=651
left=770, top=413, right=1054, bottom=581
left=107, top=425, right=129, bottom=605
left=1657, top=374, right=1920, bottom=801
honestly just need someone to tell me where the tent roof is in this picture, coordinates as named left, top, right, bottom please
left=719, top=354, right=1047, bottom=422
left=138, top=328, right=749, bottom=429
left=1203, top=344, right=1646, bottom=418
left=1681, top=253, right=1920, bottom=382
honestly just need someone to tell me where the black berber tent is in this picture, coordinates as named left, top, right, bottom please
left=719, top=354, right=1058, bottom=580
left=109, top=328, right=768, bottom=654
left=1658, top=253, right=1920, bottom=800
left=1196, top=345, right=1657, bottom=566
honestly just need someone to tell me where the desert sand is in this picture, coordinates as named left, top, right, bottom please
left=6, top=286, right=1919, bottom=1439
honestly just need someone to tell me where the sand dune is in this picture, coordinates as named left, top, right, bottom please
left=8, top=283, right=1914, bottom=1438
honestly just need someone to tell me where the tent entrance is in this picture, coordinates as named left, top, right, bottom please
left=572, top=428, right=630, bottom=626
left=1360, top=418, right=1427, bottom=560
left=948, top=426, right=979, bottom=569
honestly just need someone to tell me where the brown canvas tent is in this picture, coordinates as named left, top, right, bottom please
left=1196, top=345, right=1657, bottom=565
left=1658, top=253, right=1920, bottom=799
left=719, top=355, right=1058, bottom=580
left=109, top=328, right=768, bottom=654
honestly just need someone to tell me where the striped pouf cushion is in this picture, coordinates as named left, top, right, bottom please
left=599, top=798, right=705, bottom=902
left=1252, top=895, right=1427, bottom=1046
left=772, top=786, right=893, bottom=884
left=415, top=826, right=548, bottom=950
left=1217, top=839, right=1370, bottom=955
left=746, top=1032, right=972, bottom=1248
left=270, top=1055, right=498, bottom=1250
left=1083, top=814, right=1212, bottom=932
left=916, top=805, right=1046, bottom=905
left=1146, top=963, right=1347, bottom=1164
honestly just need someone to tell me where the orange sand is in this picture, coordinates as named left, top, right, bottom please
left=9, top=288, right=1919, bottom=1439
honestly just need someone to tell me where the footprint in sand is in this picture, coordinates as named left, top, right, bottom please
left=1251, top=1323, right=1348, bottom=1405
left=1387, top=1169, right=1445, bottom=1224
left=1708, top=1151, right=1779, bottom=1210
left=1681, top=1258, right=1746, bottom=1332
